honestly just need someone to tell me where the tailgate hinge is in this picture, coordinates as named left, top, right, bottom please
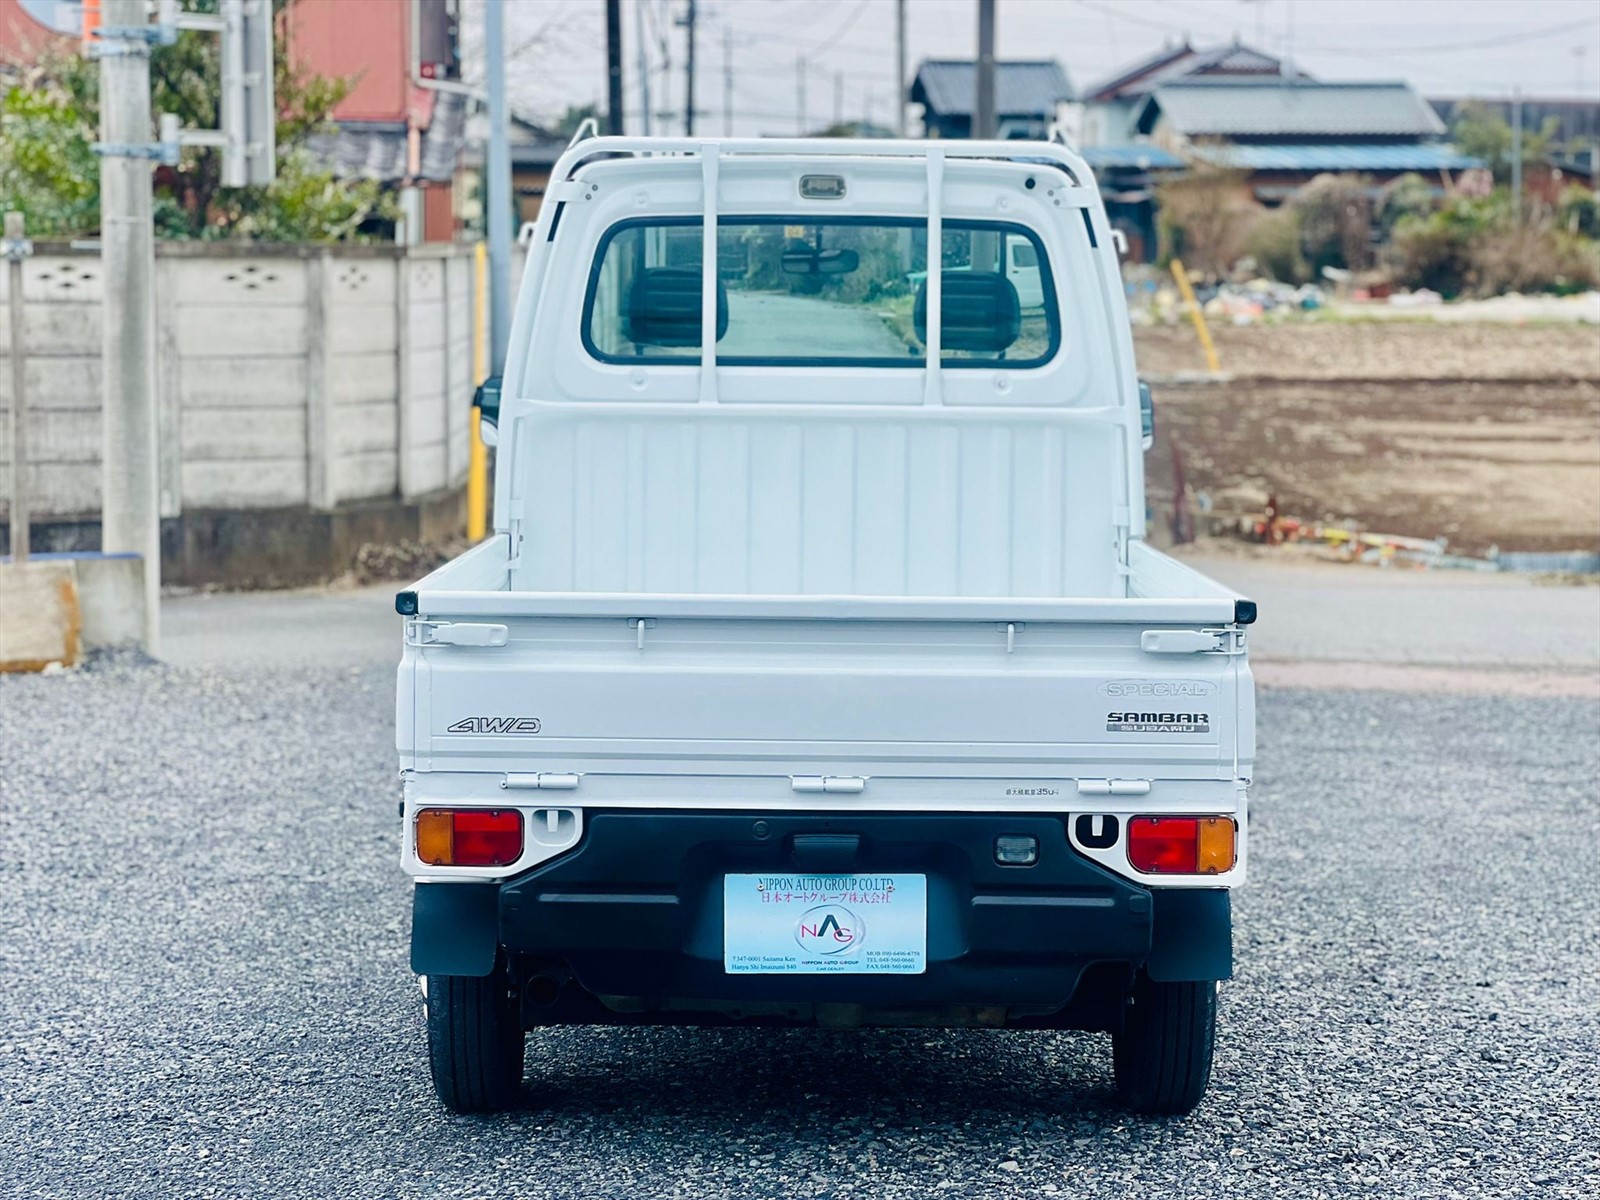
left=1140, top=628, right=1246, bottom=655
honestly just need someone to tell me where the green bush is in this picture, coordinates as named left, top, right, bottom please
left=1243, top=207, right=1306, bottom=283
left=1290, top=174, right=1372, bottom=276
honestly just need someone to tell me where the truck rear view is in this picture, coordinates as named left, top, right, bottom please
left=396, top=135, right=1256, bottom=1116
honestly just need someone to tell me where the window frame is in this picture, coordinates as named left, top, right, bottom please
left=579, top=214, right=1061, bottom=371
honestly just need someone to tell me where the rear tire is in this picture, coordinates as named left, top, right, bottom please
left=425, top=963, right=525, bottom=1113
left=1112, top=974, right=1216, bottom=1115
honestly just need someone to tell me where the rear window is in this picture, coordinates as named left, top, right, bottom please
left=583, top=217, right=1058, bottom=368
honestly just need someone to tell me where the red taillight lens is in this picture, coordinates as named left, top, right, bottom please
left=1126, top=816, right=1235, bottom=875
left=415, top=808, right=524, bottom=867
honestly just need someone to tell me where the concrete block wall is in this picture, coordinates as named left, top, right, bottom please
left=1, top=242, right=477, bottom=538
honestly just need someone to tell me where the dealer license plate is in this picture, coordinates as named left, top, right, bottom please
left=723, top=873, right=927, bottom=974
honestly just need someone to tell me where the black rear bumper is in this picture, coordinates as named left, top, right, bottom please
left=411, top=811, right=1231, bottom=1029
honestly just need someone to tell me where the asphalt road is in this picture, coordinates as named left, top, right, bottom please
left=3, top=633, right=1597, bottom=1199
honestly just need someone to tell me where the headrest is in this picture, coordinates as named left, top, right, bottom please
left=913, top=271, right=1022, bottom=354
left=624, top=267, right=730, bottom=348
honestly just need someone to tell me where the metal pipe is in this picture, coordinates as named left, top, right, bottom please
left=605, top=0, right=624, bottom=135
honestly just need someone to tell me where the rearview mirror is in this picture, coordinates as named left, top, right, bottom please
left=781, top=248, right=860, bottom=276
left=1138, top=381, right=1155, bottom=451
left=474, top=375, right=502, bottom=428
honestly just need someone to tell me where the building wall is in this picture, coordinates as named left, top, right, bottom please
left=284, top=0, right=412, bottom=123
left=1, top=242, right=476, bottom=530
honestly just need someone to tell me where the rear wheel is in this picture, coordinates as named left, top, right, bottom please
left=424, top=963, right=525, bottom=1113
left=1112, top=974, right=1217, bottom=1115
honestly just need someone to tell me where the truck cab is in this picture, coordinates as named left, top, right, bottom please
left=397, top=134, right=1255, bottom=1116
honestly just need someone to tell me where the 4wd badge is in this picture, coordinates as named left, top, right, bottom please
left=446, top=717, right=542, bottom=735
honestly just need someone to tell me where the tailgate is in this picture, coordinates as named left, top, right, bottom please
left=401, top=606, right=1248, bottom=793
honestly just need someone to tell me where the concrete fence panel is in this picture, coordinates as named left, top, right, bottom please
left=2, top=241, right=478, bottom=583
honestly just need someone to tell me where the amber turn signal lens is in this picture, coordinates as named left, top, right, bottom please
left=1127, top=815, right=1235, bottom=875
left=1195, top=817, right=1236, bottom=874
left=415, top=808, right=524, bottom=867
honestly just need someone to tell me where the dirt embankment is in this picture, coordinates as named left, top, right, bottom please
left=1134, top=321, right=1600, bottom=555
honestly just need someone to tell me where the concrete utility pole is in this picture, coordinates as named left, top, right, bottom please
left=834, top=70, right=844, bottom=127
left=99, top=0, right=160, bottom=651
left=723, top=24, right=733, bottom=137
left=636, top=0, right=652, bottom=135
left=4, top=212, right=29, bottom=561
left=682, top=0, right=698, bottom=136
left=485, top=0, right=512, bottom=374
left=1511, top=86, right=1523, bottom=228
left=895, top=0, right=907, bottom=137
left=796, top=55, right=807, bottom=135
left=974, top=0, right=997, bottom=140
left=605, top=0, right=624, bottom=135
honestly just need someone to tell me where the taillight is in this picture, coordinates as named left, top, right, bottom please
left=1127, top=816, right=1235, bottom=875
left=415, top=808, right=524, bottom=867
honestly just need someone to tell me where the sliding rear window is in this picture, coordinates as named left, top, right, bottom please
left=583, top=217, right=1059, bottom=368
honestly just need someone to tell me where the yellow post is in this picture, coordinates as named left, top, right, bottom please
left=1169, top=257, right=1221, bottom=375
left=467, top=241, right=489, bottom=541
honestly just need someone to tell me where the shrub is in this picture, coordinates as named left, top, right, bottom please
left=1470, top=225, right=1599, bottom=295
left=1388, top=212, right=1476, bottom=296
left=1156, top=166, right=1262, bottom=276
left=1291, top=174, right=1372, bottom=275
left=1243, top=207, right=1307, bottom=282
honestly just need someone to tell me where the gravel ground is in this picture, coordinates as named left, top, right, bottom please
left=2, top=656, right=1597, bottom=1199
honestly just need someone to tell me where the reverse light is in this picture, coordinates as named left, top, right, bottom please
left=1127, top=816, right=1235, bottom=875
left=415, top=808, right=524, bottom=867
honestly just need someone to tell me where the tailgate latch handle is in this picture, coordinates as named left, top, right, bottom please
left=407, top=620, right=510, bottom=648
left=1140, top=629, right=1240, bottom=655
left=791, top=776, right=867, bottom=794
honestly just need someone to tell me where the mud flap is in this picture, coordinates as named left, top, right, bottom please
left=411, top=883, right=500, bottom=977
left=1146, top=888, right=1232, bottom=982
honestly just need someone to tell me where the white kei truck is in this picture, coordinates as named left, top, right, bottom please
left=396, top=134, right=1255, bottom=1116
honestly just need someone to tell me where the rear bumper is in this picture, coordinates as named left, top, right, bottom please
left=411, top=811, right=1231, bottom=1028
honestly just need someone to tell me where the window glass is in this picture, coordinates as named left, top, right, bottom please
left=584, top=218, right=1058, bottom=368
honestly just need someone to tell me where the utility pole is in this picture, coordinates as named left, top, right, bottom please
left=895, top=0, right=907, bottom=137
left=834, top=70, right=844, bottom=127
left=605, top=0, right=624, bottom=135
left=797, top=55, right=807, bottom=135
left=681, top=0, right=697, bottom=136
left=723, top=24, right=733, bottom=137
left=485, top=0, right=512, bottom=373
left=974, top=0, right=997, bottom=140
left=636, top=0, right=652, bottom=135
left=98, top=0, right=160, bottom=651
left=4, top=212, right=30, bottom=562
left=1510, top=86, right=1523, bottom=228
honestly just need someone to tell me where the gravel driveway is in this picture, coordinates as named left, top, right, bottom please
left=1, top=656, right=1596, bottom=1199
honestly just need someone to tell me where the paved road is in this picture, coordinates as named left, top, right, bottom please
left=3, top=583, right=1597, bottom=1197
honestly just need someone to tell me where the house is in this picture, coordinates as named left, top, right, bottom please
left=1133, top=78, right=1481, bottom=204
left=287, top=0, right=467, bottom=242
left=910, top=59, right=1073, bottom=140
left=1078, top=38, right=1288, bottom=148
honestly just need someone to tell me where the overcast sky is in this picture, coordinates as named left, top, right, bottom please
left=478, top=0, right=1600, bottom=136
